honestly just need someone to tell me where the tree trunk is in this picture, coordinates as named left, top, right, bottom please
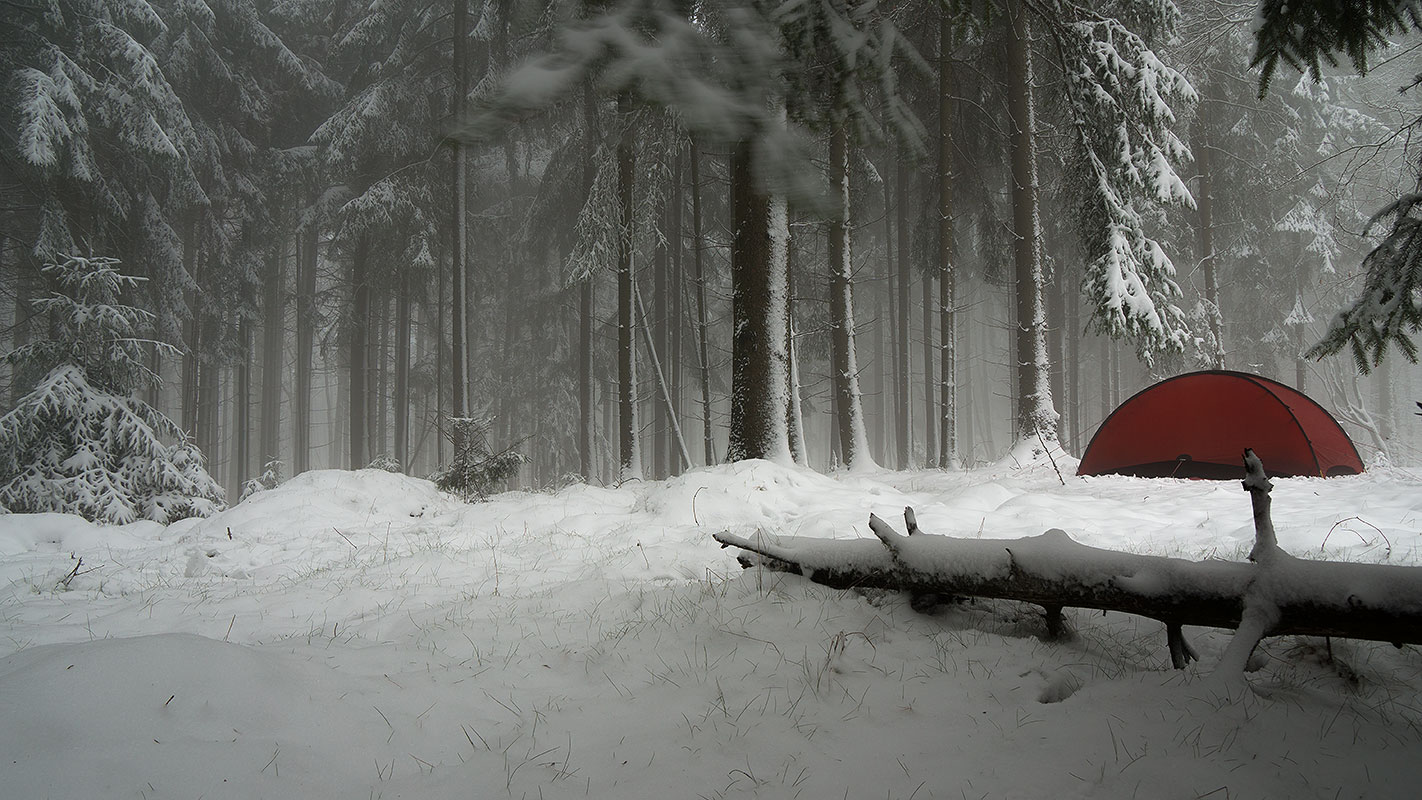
left=293, top=215, right=316, bottom=475
left=1193, top=109, right=1224, bottom=368
left=922, top=254, right=936, bottom=468
left=260, top=245, right=283, bottom=470
left=653, top=174, right=670, bottom=479
left=726, top=138, right=792, bottom=463
left=786, top=246, right=807, bottom=466
left=690, top=141, right=716, bottom=465
left=938, top=23, right=957, bottom=468
left=828, top=118, right=874, bottom=469
left=617, top=93, right=641, bottom=480
left=451, top=0, right=471, bottom=439
left=234, top=316, right=252, bottom=496
left=716, top=454, right=1422, bottom=670
left=394, top=271, right=411, bottom=469
left=349, top=234, right=370, bottom=469
left=1006, top=0, right=1056, bottom=444
left=896, top=154, right=911, bottom=467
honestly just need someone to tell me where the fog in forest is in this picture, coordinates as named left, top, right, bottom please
left=4, top=0, right=1420, bottom=499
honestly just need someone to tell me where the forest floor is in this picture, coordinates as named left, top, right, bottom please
left=3, top=454, right=1421, bottom=799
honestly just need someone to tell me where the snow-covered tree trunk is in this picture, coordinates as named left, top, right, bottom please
left=726, top=138, right=792, bottom=464
left=827, top=118, right=875, bottom=470
left=1006, top=0, right=1057, bottom=444
left=716, top=451, right=1422, bottom=672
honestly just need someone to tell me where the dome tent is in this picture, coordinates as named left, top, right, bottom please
left=1078, top=370, right=1364, bottom=479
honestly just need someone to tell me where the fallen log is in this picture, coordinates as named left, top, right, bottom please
left=714, top=451, right=1422, bottom=672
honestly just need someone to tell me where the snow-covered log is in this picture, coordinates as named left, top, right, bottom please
left=714, top=452, right=1422, bottom=671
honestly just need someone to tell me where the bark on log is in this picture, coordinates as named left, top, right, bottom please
left=714, top=451, right=1422, bottom=671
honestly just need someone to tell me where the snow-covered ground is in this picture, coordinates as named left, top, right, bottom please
left=3, top=456, right=1421, bottom=799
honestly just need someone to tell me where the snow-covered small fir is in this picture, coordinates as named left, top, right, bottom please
left=0, top=256, right=223, bottom=524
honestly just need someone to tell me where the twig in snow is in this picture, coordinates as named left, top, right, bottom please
left=334, top=528, right=357, bottom=549
left=1322, top=516, right=1391, bottom=558
left=1035, top=422, right=1066, bottom=485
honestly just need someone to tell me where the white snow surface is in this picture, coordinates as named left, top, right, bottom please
left=3, top=459, right=1422, bottom=799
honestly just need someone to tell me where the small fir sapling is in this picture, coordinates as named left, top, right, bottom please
left=238, top=459, right=286, bottom=502
left=433, top=416, right=524, bottom=500
left=0, top=255, right=224, bottom=524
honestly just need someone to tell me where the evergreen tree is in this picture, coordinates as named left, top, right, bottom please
left=0, top=256, right=224, bottom=524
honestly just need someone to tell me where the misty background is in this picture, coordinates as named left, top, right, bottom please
left=3, top=0, right=1419, bottom=499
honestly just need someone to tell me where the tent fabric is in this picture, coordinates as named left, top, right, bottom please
left=1077, top=370, right=1365, bottom=479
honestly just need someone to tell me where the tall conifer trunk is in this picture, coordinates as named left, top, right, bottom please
left=394, top=272, right=411, bottom=468
left=1006, top=0, right=1057, bottom=443
left=260, top=245, right=283, bottom=470
left=1193, top=110, right=1224, bottom=368
left=689, top=142, right=716, bottom=465
left=450, top=0, right=471, bottom=443
left=896, top=155, right=911, bottom=466
left=616, top=94, right=641, bottom=480
left=937, top=18, right=957, bottom=467
left=726, top=140, right=791, bottom=463
left=293, top=215, right=317, bottom=474
left=828, top=117, right=873, bottom=468
left=349, top=234, right=370, bottom=468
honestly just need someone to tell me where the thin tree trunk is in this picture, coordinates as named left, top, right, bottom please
left=234, top=316, right=252, bottom=496
left=896, top=154, right=911, bottom=467
left=451, top=0, right=471, bottom=442
left=394, top=271, right=410, bottom=469
left=653, top=176, right=670, bottom=479
left=349, top=234, right=370, bottom=468
left=922, top=255, right=936, bottom=468
left=293, top=215, right=316, bottom=475
left=1193, top=109, right=1224, bottom=368
left=1006, top=0, right=1056, bottom=443
left=690, top=141, right=716, bottom=465
left=260, top=244, right=283, bottom=470
left=670, top=149, right=685, bottom=475
left=787, top=242, right=807, bottom=466
left=828, top=117, right=874, bottom=469
left=937, top=19, right=957, bottom=467
left=181, top=213, right=200, bottom=437
left=617, top=93, right=641, bottom=480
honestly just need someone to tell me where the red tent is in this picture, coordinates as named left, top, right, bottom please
left=1078, top=370, right=1364, bottom=479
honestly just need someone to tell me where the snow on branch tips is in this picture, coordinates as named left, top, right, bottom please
left=715, top=451, right=1422, bottom=676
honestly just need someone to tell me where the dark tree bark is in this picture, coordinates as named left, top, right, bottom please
left=726, top=139, right=790, bottom=463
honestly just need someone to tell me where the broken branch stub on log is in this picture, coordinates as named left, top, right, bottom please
left=714, top=453, right=1422, bottom=672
